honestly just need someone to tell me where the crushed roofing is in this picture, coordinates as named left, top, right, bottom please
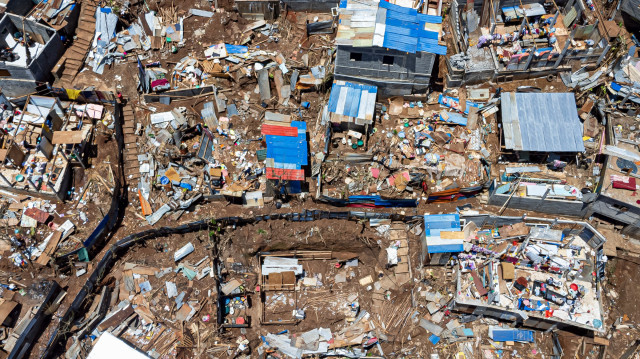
left=500, top=92, right=585, bottom=153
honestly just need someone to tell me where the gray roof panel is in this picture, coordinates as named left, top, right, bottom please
left=500, top=92, right=585, bottom=153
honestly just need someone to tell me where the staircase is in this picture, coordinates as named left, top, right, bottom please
left=54, top=0, right=98, bottom=85
left=389, top=223, right=411, bottom=286
left=122, top=105, right=140, bottom=183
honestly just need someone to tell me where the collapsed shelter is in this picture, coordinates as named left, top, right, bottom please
left=0, top=13, right=64, bottom=96
left=446, top=0, right=612, bottom=86
left=420, top=214, right=607, bottom=333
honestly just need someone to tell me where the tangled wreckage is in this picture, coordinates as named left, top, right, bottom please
left=0, top=0, right=638, bottom=357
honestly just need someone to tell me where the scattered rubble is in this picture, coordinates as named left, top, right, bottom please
left=0, top=0, right=638, bottom=357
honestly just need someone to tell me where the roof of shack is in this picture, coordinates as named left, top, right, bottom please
left=335, top=0, right=446, bottom=55
left=500, top=92, right=585, bottom=153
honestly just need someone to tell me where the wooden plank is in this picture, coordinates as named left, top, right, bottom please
left=586, top=337, right=609, bottom=346
left=78, top=23, right=95, bottom=33
left=62, top=69, right=78, bottom=77
left=97, top=305, right=135, bottom=331
left=470, top=270, right=488, bottom=296
left=36, top=232, right=63, bottom=265
left=51, top=131, right=85, bottom=144
left=440, top=231, right=465, bottom=239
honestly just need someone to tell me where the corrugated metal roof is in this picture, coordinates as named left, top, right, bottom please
left=328, top=80, right=377, bottom=125
left=380, top=1, right=444, bottom=54
left=424, top=214, right=463, bottom=254
left=488, top=327, right=535, bottom=342
left=261, top=124, right=298, bottom=136
left=424, top=214, right=460, bottom=235
left=500, top=92, right=585, bottom=153
left=266, top=168, right=305, bottom=181
left=264, top=120, right=308, bottom=172
left=336, top=0, right=446, bottom=55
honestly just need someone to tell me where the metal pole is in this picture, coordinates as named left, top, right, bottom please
left=554, top=28, right=575, bottom=68
left=27, top=177, right=38, bottom=191
left=0, top=172, right=12, bottom=187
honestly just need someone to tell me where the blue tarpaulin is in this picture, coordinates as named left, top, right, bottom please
left=438, top=94, right=480, bottom=114
left=225, top=44, right=248, bottom=54
left=440, top=111, right=467, bottom=126
left=424, top=214, right=463, bottom=253
left=378, top=1, right=445, bottom=55
left=488, top=326, right=535, bottom=342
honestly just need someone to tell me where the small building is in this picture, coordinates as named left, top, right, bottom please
left=423, top=213, right=464, bottom=265
left=0, top=13, right=64, bottom=97
left=334, top=0, right=446, bottom=97
left=326, top=80, right=377, bottom=132
left=486, top=92, right=589, bottom=216
left=500, top=92, right=585, bottom=160
left=452, top=214, right=607, bottom=334
left=0, top=94, right=102, bottom=201
left=262, top=114, right=308, bottom=196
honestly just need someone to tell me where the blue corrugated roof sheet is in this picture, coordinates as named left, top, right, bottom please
left=417, top=13, right=443, bottom=23
left=424, top=214, right=460, bottom=234
left=336, top=0, right=446, bottom=56
left=424, top=214, right=463, bottom=253
left=379, top=1, right=445, bottom=55
left=327, top=81, right=377, bottom=119
left=489, top=327, right=535, bottom=342
left=265, top=121, right=308, bottom=166
left=417, top=39, right=447, bottom=55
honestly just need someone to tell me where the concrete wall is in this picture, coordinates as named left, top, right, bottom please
left=587, top=194, right=640, bottom=239
left=0, top=14, right=63, bottom=96
left=487, top=180, right=589, bottom=217
left=454, top=301, right=597, bottom=335
left=335, top=45, right=435, bottom=97
left=3, top=0, right=35, bottom=16
left=283, top=0, right=338, bottom=12
left=236, top=0, right=280, bottom=20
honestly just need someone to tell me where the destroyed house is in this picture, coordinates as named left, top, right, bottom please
left=453, top=214, right=607, bottom=334
left=446, top=0, right=611, bottom=86
left=0, top=13, right=64, bottom=97
left=0, top=95, right=104, bottom=201
left=236, top=0, right=280, bottom=20
left=334, top=0, right=446, bottom=97
left=587, top=139, right=640, bottom=239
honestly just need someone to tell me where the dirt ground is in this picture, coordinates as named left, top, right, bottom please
left=3, top=0, right=640, bottom=356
